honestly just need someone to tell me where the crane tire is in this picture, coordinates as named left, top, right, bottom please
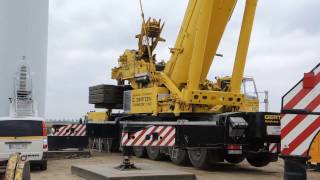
left=133, top=147, right=146, bottom=158
left=188, top=148, right=211, bottom=169
left=224, top=154, right=245, bottom=164
left=246, top=152, right=272, bottom=167
left=146, top=147, right=164, bottom=160
left=170, top=148, right=190, bottom=166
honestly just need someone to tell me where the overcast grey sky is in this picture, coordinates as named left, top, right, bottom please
left=46, top=0, right=320, bottom=119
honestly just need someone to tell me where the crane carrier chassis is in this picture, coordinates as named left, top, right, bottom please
left=87, top=0, right=281, bottom=169
left=87, top=110, right=280, bottom=168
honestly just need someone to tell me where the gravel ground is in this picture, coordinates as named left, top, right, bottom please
left=31, top=152, right=320, bottom=180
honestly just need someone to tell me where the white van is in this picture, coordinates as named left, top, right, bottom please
left=0, top=117, right=48, bottom=170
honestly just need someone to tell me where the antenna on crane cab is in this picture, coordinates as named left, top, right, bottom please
left=139, top=0, right=145, bottom=21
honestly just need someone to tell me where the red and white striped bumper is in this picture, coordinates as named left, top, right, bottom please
left=121, top=126, right=175, bottom=146
left=52, top=124, right=86, bottom=136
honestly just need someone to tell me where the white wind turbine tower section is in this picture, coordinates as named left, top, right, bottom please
left=0, top=0, right=49, bottom=117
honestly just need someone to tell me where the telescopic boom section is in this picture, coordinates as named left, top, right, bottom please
left=164, top=0, right=237, bottom=89
left=164, top=0, right=257, bottom=93
left=231, top=0, right=257, bottom=93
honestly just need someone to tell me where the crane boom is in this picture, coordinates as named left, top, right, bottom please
left=231, top=0, right=257, bottom=93
left=165, top=0, right=237, bottom=89
left=165, top=0, right=257, bottom=94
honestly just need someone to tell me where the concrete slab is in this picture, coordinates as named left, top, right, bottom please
left=71, top=163, right=196, bottom=180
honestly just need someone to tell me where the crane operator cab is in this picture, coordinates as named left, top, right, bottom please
left=240, top=77, right=259, bottom=112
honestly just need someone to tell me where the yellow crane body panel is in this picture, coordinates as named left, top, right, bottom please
left=87, top=112, right=109, bottom=122
left=128, top=87, right=169, bottom=115
left=308, top=132, right=320, bottom=167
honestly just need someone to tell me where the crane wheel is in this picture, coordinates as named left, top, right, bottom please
left=133, top=147, right=147, bottom=158
left=224, top=154, right=245, bottom=164
left=246, top=152, right=272, bottom=167
left=146, top=147, right=164, bottom=160
left=170, top=148, right=190, bottom=166
left=188, top=148, right=211, bottom=169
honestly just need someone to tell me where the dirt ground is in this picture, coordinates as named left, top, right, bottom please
left=31, top=152, right=320, bottom=180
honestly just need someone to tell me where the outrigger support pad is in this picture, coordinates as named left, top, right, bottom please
left=280, top=154, right=310, bottom=180
left=115, top=146, right=137, bottom=171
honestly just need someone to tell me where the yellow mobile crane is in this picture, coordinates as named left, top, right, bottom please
left=88, top=0, right=281, bottom=169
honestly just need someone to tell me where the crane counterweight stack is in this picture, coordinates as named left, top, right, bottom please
left=88, top=0, right=281, bottom=169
